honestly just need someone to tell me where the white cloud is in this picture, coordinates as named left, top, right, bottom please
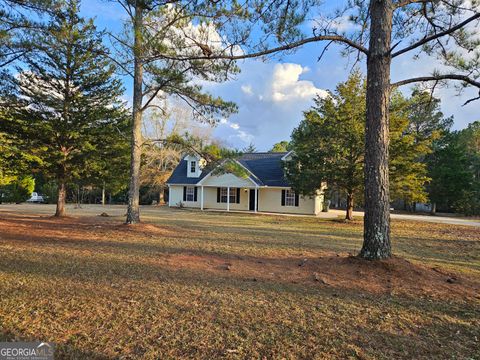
left=310, top=15, right=361, bottom=34
left=241, top=84, right=254, bottom=95
left=269, top=63, right=328, bottom=103
left=201, top=61, right=328, bottom=150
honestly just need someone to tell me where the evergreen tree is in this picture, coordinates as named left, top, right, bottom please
left=286, top=72, right=365, bottom=221
left=0, top=0, right=127, bottom=216
left=429, top=122, right=480, bottom=215
left=286, top=73, right=435, bottom=220
left=270, top=141, right=290, bottom=153
left=389, top=91, right=431, bottom=207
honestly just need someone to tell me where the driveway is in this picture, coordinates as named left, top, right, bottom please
left=329, top=209, right=480, bottom=227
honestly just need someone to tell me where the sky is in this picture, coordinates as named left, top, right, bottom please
left=80, top=0, right=479, bottom=151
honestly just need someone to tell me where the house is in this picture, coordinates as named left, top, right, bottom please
left=166, top=152, right=324, bottom=215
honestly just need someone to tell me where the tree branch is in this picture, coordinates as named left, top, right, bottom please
left=391, top=74, right=480, bottom=90
left=392, top=13, right=480, bottom=58
left=148, top=34, right=369, bottom=62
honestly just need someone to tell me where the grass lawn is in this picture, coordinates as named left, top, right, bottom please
left=0, top=204, right=479, bottom=359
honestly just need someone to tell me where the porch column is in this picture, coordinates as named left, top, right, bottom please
left=254, top=186, right=258, bottom=213
left=167, top=185, right=171, bottom=207
left=201, top=186, right=204, bottom=210
left=227, top=186, right=230, bottom=211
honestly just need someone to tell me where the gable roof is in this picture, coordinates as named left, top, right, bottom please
left=166, top=152, right=290, bottom=187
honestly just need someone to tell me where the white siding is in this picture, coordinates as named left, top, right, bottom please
left=169, top=185, right=200, bottom=208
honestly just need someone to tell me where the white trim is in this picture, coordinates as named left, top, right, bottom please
left=185, top=186, right=195, bottom=202
left=197, top=159, right=260, bottom=187
left=166, top=183, right=200, bottom=186
left=201, top=186, right=204, bottom=210
left=168, top=184, right=171, bottom=207
left=254, top=186, right=258, bottom=213
left=227, top=186, right=230, bottom=211
left=284, top=188, right=296, bottom=207
left=281, top=151, right=294, bottom=161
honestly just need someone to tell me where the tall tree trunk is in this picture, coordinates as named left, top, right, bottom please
left=55, top=179, right=67, bottom=217
left=346, top=193, right=354, bottom=221
left=126, top=3, right=144, bottom=224
left=360, top=0, right=393, bottom=260
left=159, top=186, right=164, bottom=205
left=430, top=202, right=436, bottom=215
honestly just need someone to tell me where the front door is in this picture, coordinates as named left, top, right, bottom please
left=249, top=189, right=258, bottom=211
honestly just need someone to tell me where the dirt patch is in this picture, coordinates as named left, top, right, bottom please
left=118, top=222, right=174, bottom=236
left=155, top=251, right=480, bottom=301
left=0, top=212, right=178, bottom=243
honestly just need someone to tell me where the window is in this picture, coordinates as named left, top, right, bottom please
left=284, top=189, right=296, bottom=207
left=186, top=186, right=195, bottom=202
left=229, top=188, right=237, bottom=203
left=220, top=187, right=228, bottom=203
left=220, top=187, right=236, bottom=203
left=190, top=161, right=196, bottom=173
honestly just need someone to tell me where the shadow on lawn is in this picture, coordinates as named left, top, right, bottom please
left=1, top=213, right=479, bottom=301
left=1, top=229, right=479, bottom=305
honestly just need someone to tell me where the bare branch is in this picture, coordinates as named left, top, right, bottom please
left=148, top=34, right=369, bottom=62
left=392, top=13, right=480, bottom=57
left=391, top=74, right=480, bottom=89
left=462, top=91, right=480, bottom=106
left=394, top=0, right=429, bottom=9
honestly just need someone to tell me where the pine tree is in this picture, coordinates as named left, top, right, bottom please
left=1, top=0, right=126, bottom=216
left=286, top=73, right=435, bottom=220
left=286, top=72, right=366, bottom=221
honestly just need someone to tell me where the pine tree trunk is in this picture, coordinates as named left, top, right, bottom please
left=360, top=0, right=393, bottom=260
left=126, top=3, right=144, bottom=224
left=55, top=180, right=67, bottom=217
left=346, top=193, right=354, bottom=221
left=431, top=202, right=436, bottom=215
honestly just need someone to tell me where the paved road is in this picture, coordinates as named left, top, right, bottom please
left=1, top=203, right=479, bottom=227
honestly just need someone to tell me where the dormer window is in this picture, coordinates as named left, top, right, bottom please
left=190, top=161, right=196, bottom=173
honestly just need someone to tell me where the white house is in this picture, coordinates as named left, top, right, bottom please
left=166, top=152, right=324, bottom=215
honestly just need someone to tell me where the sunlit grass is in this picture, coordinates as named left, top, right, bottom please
left=0, top=204, right=478, bottom=359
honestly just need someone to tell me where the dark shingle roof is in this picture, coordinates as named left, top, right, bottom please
left=167, top=152, right=290, bottom=187
left=237, top=152, right=289, bottom=187
left=167, top=160, right=209, bottom=184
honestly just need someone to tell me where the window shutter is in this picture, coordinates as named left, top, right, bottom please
left=194, top=187, right=198, bottom=202
left=295, top=192, right=299, bottom=207
left=217, top=188, right=220, bottom=203
left=236, top=188, right=240, bottom=204
left=183, top=186, right=186, bottom=201
left=281, top=190, right=286, bottom=206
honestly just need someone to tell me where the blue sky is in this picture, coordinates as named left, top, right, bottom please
left=81, top=0, right=479, bottom=151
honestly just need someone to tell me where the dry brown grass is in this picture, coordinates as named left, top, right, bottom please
left=0, top=205, right=479, bottom=359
